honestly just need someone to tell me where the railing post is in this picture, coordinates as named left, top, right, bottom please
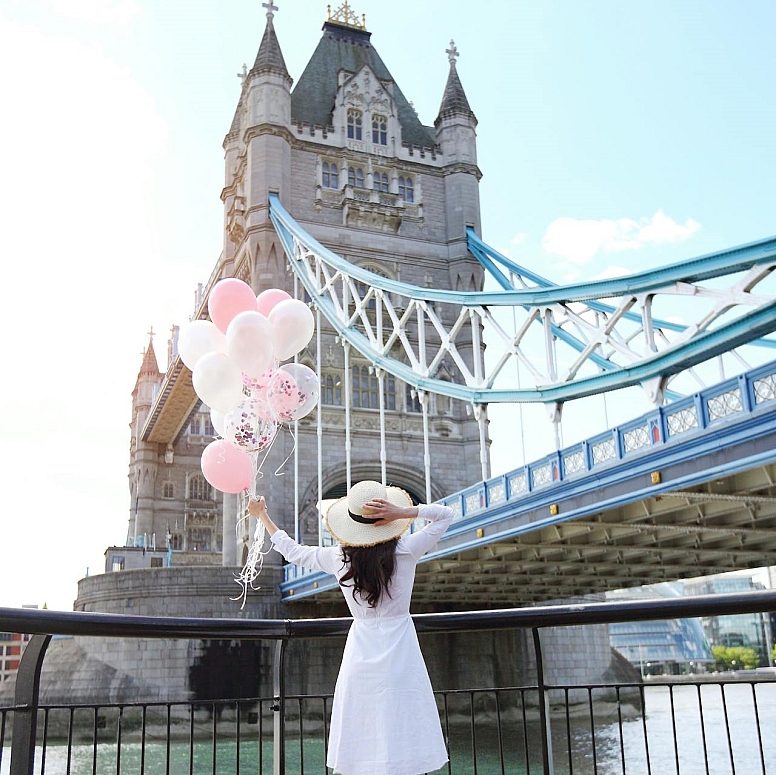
left=532, top=628, right=554, bottom=775
left=272, top=638, right=287, bottom=775
left=10, top=633, right=51, bottom=775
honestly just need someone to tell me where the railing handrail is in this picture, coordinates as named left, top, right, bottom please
left=3, top=589, right=776, bottom=640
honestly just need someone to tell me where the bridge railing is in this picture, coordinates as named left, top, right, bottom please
left=445, top=358, right=776, bottom=521
left=2, top=591, right=776, bottom=775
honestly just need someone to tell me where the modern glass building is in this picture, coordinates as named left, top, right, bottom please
left=607, top=584, right=714, bottom=675
left=684, top=575, right=771, bottom=664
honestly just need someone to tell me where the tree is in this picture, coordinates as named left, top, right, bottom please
left=712, top=645, right=759, bottom=671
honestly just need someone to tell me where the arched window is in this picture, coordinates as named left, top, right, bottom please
left=347, top=109, right=363, bottom=140
left=323, top=373, right=343, bottom=406
left=373, top=172, right=388, bottom=193
left=372, top=114, right=387, bottom=145
left=162, top=481, right=174, bottom=499
left=188, top=473, right=213, bottom=501
left=398, top=176, right=414, bottom=203
left=352, top=365, right=378, bottom=409
left=322, top=161, right=339, bottom=189
left=348, top=167, right=365, bottom=188
left=352, top=365, right=396, bottom=410
left=189, top=415, right=201, bottom=435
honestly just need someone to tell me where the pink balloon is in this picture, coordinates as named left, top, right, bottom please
left=201, top=439, right=254, bottom=494
left=256, top=288, right=291, bottom=318
left=208, top=278, right=258, bottom=334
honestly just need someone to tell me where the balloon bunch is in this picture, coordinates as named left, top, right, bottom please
left=179, top=279, right=319, bottom=495
left=177, top=278, right=320, bottom=606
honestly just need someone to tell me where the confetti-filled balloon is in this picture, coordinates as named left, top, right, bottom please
left=223, top=397, right=278, bottom=452
left=266, top=364, right=320, bottom=423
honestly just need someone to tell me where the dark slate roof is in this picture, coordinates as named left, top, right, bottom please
left=291, top=21, right=436, bottom=149
left=435, top=63, right=475, bottom=124
left=251, top=16, right=290, bottom=77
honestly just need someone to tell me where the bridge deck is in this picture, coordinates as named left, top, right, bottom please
left=282, top=360, right=776, bottom=606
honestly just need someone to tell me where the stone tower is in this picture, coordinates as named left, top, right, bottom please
left=214, top=3, right=487, bottom=564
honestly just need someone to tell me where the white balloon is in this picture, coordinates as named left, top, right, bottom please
left=268, top=299, right=315, bottom=361
left=210, top=407, right=226, bottom=437
left=226, top=310, right=275, bottom=379
left=178, top=320, right=227, bottom=371
left=192, top=352, right=244, bottom=414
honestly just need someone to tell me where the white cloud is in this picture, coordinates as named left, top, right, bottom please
left=542, top=210, right=701, bottom=264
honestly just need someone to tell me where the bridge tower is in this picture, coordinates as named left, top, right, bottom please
left=220, top=3, right=488, bottom=562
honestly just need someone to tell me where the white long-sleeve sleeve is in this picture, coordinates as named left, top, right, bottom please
left=400, top=503, right=454, bottom=560
left=269, top=530, right=344, bottom=576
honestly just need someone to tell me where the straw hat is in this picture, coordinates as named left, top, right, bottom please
left=325, top=480, right=414, bottom=547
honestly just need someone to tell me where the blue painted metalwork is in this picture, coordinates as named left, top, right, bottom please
left=467, top=228, right=776, bottom=351
left=269, top=196, right=776, bottom=403
left=279, top=359, right=776, bottom=600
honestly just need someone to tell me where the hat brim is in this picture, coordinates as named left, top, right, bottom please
left=325, top=486, right=414, bottom=547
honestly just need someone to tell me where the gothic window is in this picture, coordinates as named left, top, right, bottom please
left=398, top=176, right=414, bottom=203
left=203, top=416, right=215, bottom=437
left=187, top=527, right=212, bottom=552
left=406, top=384, right=422, bottom=413
left=372, top=114, right=387, bottom=145
left=373, top=171, right=389, bottom=193
left=170, top=533, right=184, bottom=550
left=162, top=481, right=174, bottom=499
left=347, top=109, right=363, bottom=140
left=384, top=373, right=396, bottom=410
left=189, top=416, right=201, bottom=435
left=348, top=167, right=366, bottom=188
left=188, top=473, right=213, bottom=501
left=352, top=365, right=396, bottom=410
left=322, top=161, right=339, bottom=189
left=322, top=373, right=343, bottom=406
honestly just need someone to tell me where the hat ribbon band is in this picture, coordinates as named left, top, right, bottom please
left=348, top=509, right=380, bottom=525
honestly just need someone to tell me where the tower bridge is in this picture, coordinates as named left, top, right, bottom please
left=26, top=0, right=770, bottom=711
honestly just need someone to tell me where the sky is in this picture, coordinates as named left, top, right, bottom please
left=0, top=0, right=774, bottom=610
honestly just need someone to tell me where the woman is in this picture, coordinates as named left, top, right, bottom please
left=248, top=479, right=454, bottom=775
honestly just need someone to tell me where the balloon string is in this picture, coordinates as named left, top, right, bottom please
left=274, top=424, right=297, bottom=477
left=231, top=517, right=271, bottom=610
left=232, top=421, right=295, bottom=609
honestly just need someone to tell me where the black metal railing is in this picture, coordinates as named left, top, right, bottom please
left=1, top=590, right=776, bottom=775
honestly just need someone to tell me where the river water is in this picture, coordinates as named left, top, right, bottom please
left=2, top=683, right=774, bottom=774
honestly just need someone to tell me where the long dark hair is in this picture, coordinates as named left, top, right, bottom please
left=339, top=538, right=399, bottom=607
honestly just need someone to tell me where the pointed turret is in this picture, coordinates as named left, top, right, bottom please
left=433, top=41, right=482, bottom=283
left=435, top=40, right=476, bottom=124
left=251, top=1, right=291, bottom=79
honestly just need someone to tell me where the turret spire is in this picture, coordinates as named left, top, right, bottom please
left=435, top=39, right=476, bottom=125
left=252, top=1, right=289, bottom=77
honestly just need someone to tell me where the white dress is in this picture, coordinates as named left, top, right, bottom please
left=270, top=503, right=454, bottom=775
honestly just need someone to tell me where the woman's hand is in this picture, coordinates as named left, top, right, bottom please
left=363, top=498, right=418, bottom=525
left=248, top=496, right=279, bottom=536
